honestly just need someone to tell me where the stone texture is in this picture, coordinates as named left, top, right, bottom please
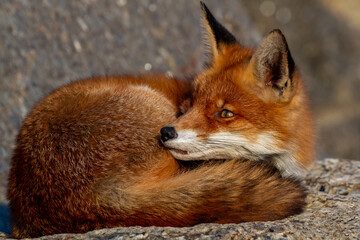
left=0, top=159, right=359, bottom=239
left=1, top=0, right=360, bottom=239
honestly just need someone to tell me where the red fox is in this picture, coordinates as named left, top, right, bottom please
left=7, top=3, right=313, bottom=238
left=161, top=3, right=314, bottom=178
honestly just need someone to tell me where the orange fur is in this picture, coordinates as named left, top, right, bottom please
left=7, top=3, right=310, bottom=238
left=170, top=44, right=314, bottom=172
left=163, top=4, right=314, bottom=176
left=8, top=74, right=306, bottom=238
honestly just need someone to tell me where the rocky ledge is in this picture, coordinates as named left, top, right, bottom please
left=1, top=158, right=359, bottom=240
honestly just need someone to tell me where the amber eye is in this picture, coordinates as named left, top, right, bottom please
left=220, top=109, right=235, bottom=118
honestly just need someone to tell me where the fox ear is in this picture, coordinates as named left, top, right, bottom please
left=200, top=2, right=237, bottom=67
left=249, top=29, right=295, bottom=102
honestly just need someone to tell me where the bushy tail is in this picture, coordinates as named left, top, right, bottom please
left=96, top=159, right=307, bottom=227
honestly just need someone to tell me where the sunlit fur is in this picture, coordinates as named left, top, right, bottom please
left=164, top=43, right=314, bottom=178
left=7, top=3, right=311, bottom=238
left=7, top=74, right=307, bottom=238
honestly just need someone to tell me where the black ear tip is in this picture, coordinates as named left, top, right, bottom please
left=200, top=1, right=210, bottom=17
left=200, top=1, right=206, bottom=10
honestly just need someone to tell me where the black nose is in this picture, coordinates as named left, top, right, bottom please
left=160, top=126, right=177, bottom=142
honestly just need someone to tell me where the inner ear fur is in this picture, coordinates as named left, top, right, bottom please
left=200, top=2, right=237, bottom=67
left=249, top=29, right=296, bottom=102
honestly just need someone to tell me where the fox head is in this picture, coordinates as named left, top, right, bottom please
left=161, top=2, right=314, bottom=177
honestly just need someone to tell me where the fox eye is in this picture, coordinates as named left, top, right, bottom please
left=220, top=109, right=236, bottom=118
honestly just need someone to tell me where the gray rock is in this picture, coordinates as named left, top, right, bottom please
left=1, top=0, right=360, bottom=239
left=1, top=159, right=359, bottom=239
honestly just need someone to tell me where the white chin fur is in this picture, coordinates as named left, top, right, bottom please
left=168, top=148, right=234, bottom=161
left=164, top=130, right=304, bottom=178
left=163, top=130, right=211, bottom=160
left=164, top=131, right=277, bottom=160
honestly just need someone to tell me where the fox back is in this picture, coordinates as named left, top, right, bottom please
left=8, top=75, right=190, bottom=237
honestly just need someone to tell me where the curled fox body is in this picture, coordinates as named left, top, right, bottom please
left=7, top=3, right=313, bottom=238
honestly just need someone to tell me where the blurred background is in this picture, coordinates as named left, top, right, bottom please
left=0, top=0, right=359, bottom=234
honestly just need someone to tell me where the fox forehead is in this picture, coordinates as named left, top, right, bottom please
left=192, top=70, right=260, bottom=112
left=193, top=46, right=256, bottom=102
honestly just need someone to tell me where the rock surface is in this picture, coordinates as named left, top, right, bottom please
left=1, top=0, right=360, bottom=239
left=1, top=158, right=359, bottom=239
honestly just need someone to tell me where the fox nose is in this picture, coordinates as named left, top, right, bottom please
left=160, top=126, right=177, bottom=142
